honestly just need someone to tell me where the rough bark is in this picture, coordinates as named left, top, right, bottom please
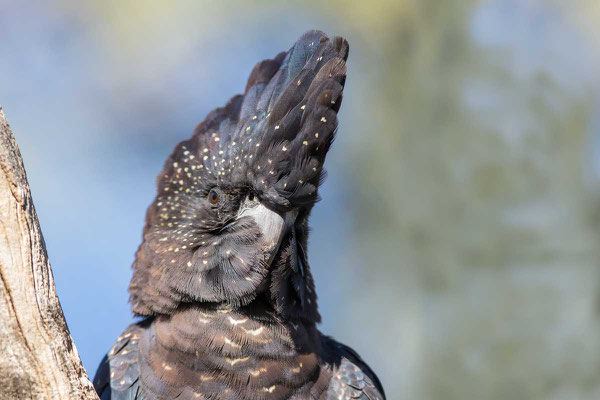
left=0, top=107, right=98, bottom=399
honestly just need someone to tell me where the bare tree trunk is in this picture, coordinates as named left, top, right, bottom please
left=0, top=107, right=98, bottom=399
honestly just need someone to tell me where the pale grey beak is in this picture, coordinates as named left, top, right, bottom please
left=237, top=196, right=297, bottom=266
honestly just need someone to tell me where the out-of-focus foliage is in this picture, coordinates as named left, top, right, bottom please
left=1, top=0, right=599, bottom=399
left=325, top=0, right=600, bottom=399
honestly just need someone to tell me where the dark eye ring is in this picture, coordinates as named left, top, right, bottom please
left=208, top=188, right=220, bottom=205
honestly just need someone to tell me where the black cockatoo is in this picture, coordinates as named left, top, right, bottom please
left=93, top=30, right=385, bottom=400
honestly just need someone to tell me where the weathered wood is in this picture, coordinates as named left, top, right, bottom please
left=0, top=107, right=98, bottom=399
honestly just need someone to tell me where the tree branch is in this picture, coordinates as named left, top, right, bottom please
left=0, top=107, right=98, bottom=399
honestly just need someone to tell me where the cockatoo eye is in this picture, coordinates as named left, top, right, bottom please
left=208, top=188, right=220, bottom=205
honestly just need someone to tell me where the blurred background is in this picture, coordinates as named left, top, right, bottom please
left=2, top=0, right=600, bottom=398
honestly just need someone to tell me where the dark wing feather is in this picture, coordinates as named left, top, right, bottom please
left=323, top=336, right=386, bottom=400
left=93, top=323, right=147, bottom=400
left=93, top=354, right=111, bottom=399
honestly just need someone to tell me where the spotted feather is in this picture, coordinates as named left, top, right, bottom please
left=94, top=323, right=146, bottom=400
left=323, top=338, right=385, bottom=400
